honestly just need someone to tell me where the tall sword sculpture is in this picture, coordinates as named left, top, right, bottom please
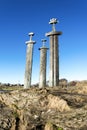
left=24, top=32, right=36, bottom=88
left=39, top=39, right=48, bottom=88
left=46, top=18, right=62, bottom=87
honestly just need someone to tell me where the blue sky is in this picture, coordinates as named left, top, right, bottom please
left=0, top=0, right=87, bottom=84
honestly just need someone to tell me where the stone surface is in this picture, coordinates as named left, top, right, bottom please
left=54, top=35, right=59, bottom=86
left=46, top=18, right=62, bottom=87
left=49, top=35, right=54, bottom=87
left=24, top=33, right=36, bottom=89
left=24, top=43, right=34, bottom=88
left=39, top=47, right=48, bottom=88
left=46, top=31, right=62, bottom=87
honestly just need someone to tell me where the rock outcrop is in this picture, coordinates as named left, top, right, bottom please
left=0, top=85, right=87, bottom=130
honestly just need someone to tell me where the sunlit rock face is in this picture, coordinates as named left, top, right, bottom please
left=0, top=85, right=87, bottom=130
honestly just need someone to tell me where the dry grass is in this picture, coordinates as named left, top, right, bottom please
left=75, top=85, right=87, bottom=94
left=76, top=80, right=87, bottom=87
left=0, top=85, right=23, bottom=91
left=47, top=94, right=70, bottom=112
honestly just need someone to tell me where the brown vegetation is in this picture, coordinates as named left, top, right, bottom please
left=0, top=80, right=87, bottom=130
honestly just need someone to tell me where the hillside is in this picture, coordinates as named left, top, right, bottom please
left=0, top=82, right=87, bottom=130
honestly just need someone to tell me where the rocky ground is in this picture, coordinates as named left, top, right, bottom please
left=0, top=82, right=87, bottom=130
